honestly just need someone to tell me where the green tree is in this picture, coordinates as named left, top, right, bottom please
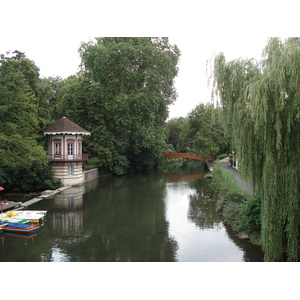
left=38, top=76, right=63, bottom=121
left=166, top=117, right=189, bottom=152
left=212, top=38, right=300, bottom=261
left=187, top=103, right=228, bottom=156
left=58, top=37, right=180, bottom=174
left=166, top=104, right=228, bottom=156
left=0, top=51, right=59, bottom=191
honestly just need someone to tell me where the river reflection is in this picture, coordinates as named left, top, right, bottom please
left=164, top=180, right=244, bottom=261
left=0, top=161, right=264, bottom=262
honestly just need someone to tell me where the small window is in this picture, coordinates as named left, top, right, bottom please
left=55, top=143, right=61, bottom=155
left=68, top=165, right=74, bottom=176
left=68, top=143, right=74, bottom=156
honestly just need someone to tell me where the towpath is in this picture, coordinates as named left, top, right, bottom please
left=208, top=157, right=254, bottom=196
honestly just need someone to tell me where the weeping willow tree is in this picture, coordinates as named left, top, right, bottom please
left=212, top=37, right=300, bottom=261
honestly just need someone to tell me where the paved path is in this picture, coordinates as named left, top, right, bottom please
left=208, top=157, right=254, bottom=196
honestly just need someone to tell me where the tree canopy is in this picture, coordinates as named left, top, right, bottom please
left=0, top=52, right=59, bottom=191
left=212, top=38, right=300, bottom=261
left=166, top=103, right=228, bottom=156
left=187, top=104, right=228, bottom=156
left=166, top=117, right=189, bottom=152
left=57, top=37, right=180, bottom=174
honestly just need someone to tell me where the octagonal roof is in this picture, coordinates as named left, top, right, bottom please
left=44, top=117, right=91, bottom=136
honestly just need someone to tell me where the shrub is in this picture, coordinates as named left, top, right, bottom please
left=0, top=164, right=61, bottom=192
left=241, top=195, right=261, bottom=232
left=223, top=201, right=244, bottom=231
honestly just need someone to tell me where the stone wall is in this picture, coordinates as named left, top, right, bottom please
left=51, top=162, right=84, bottom=186
left=84, top=168, right=99, bottom=183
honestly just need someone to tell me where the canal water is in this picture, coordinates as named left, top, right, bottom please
left=0, top=161, right=264, bottom=262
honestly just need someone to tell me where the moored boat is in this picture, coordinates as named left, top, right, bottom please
left=0, top=217, right=31, bottom=225
left=4, top=210, right=47, bottom=224
left=20, top=210, right=48, bottom=220
left=0, top=222, right=38, bottom=234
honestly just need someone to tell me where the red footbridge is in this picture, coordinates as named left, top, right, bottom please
left=163, top=153, right=212, bottom=162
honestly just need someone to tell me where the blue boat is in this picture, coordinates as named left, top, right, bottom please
left=0, top=222, right=38, bottom=234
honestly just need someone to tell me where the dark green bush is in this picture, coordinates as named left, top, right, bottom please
left=241, top=195, right=261, bottom=231
left=223, top=202, right=244, bottom=231
left=0, top=164, right=61, bottom=192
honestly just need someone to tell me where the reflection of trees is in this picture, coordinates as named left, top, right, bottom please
left=162, top=160, right=206, bottom=175
left=223, top=224, right=264, bottom=262
left=186, top=175, right=222, bottom=230
left=53, top=173, right=178, bottom=262
left=187, top=178, right=264, bottom=261
left=188, top=192, right=222, bottom=230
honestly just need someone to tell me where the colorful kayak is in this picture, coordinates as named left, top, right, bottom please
left=0, top=222, right=38, bottom=234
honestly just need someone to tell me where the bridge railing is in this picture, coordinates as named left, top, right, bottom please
left=163, top=153, right=212, bottom=161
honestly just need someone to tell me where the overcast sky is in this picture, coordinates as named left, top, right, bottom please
left=168, top=36, right=269, bottom=118
left=0, top=0, right=296, bottom=119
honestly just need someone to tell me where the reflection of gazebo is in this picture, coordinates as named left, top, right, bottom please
left=51, top=186, right=85, bottom=236
left=44, top=117, right=91, bottom=186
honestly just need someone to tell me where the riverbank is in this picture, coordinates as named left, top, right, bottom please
left=208, top=157, right=253, bottom=195
left=206, top=158, right=261, bottom=245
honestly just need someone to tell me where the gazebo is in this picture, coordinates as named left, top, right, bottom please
left=44, top=117, right=91, bottom=186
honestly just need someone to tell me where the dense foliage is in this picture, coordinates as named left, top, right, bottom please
left=187, top=104, right=228, bottom=156
left=166, top=117, right=189, bottom=152
left=57, top=37, right=180, bottom=174
left=0, top=38, right=180, bottom=190
left=0, top=51, right=60, bottom=192
left=212, top=38, right=300, bottom=261
left=166, top=103, right=228, bottom=156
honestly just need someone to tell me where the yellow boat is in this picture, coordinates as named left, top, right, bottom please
left=4, top=211, right=46, bottom=225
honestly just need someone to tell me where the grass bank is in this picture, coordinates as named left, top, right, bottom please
left=84, top=157, right=100, bottom=172
left=205, top=163, right=261, bottom=244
